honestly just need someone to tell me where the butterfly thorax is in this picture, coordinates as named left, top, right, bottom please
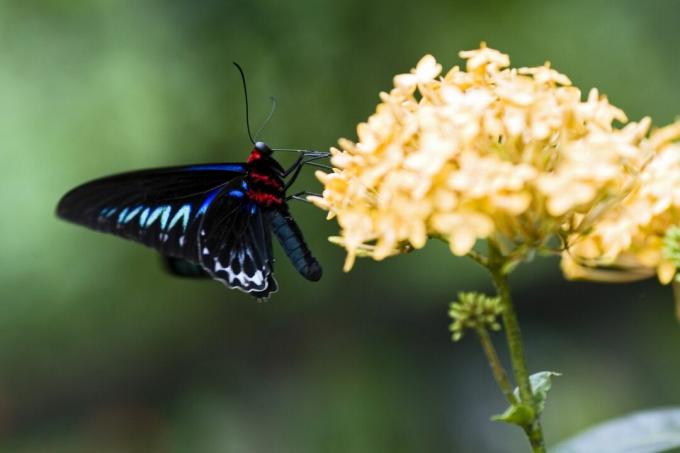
left=245, top=144, right=285, bottom=208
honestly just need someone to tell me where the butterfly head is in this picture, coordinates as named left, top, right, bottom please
left=248, top=141, right=273, bottom=163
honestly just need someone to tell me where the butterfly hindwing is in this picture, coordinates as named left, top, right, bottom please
left=163, top=256, right=210, bottom=278
left=56, top=164, right=246, bottom=262
left=197, top=188, right=278, bottom=298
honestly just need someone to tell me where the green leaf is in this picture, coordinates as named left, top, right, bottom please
left=552, top=407, right=680, bottom=453
left=501, top=258, right=521, bottom=275
left=513, top=371, right=561, bottom=416
left=494, top=371, right=560, bottom=427
left=491, top=403, right=534, bottom=426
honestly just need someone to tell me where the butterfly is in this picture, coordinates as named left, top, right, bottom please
left=56, top=141, right=327, bottom=299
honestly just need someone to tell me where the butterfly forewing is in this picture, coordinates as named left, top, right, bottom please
left=56, top=164, right=246, bottom=262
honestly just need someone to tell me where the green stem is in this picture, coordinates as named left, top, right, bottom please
left=466, top=249, right=489, bottom=267
left=476, top=326, right=517, bottom=405
left=489, top=265, right=546, bottom=453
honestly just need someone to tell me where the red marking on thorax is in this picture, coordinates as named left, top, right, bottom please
left=247, top=150, right=261, bottom=163
left=249, top=172, right=283, bottom=189
left=248, top=191, right=283, bottom=207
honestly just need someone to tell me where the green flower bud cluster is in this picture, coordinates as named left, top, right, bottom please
left=448, top=292, right=503, bottom=341
left=662, top=226, right=680, bottom=281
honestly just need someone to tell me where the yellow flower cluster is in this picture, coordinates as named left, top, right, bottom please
left=562, top=121, right=680, bottom=284
left=311, top=43, right=656, bottom=271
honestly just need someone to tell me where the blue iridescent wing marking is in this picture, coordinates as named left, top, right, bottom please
left=186, top=164, right=245, bottom=172
left=56, top=163, right=246, bottom=262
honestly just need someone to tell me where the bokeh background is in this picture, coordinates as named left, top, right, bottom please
left=2, top=0, right=680, bottom=451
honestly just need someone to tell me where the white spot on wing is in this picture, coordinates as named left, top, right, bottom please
left=211, top=247, right=268, bottom=292
left=214, top=258, right=265, bottom=288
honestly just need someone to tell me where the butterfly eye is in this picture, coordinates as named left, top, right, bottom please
left=254, top=141, right=273, bottom=156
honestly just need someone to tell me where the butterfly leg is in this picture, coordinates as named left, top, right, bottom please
left=286, top=191, right=321, bottom=203
left=281, top=154, right=305, bottom=177
left=302, top=150, right=331, bottom=159
left=303, top=161, right=332, bottom=171
left=273, top=148, right=330, bottom=159
left=278, top=152, right=330, bottom=178
left=282, top=155, right=330, bottom=190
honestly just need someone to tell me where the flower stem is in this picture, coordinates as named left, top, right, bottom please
left=475, top=326, right=517, bottom=405
left=489, top=266, right=546, bottom=453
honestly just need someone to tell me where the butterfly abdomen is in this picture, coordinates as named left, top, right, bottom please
left=269, top=210, right=322, bottom=281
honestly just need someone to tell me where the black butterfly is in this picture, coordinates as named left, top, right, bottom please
left=56, top=141, right=326, bottom=299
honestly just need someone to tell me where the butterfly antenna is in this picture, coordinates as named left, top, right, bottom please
left=233, top=62, right=255, bottom=145
left=254, top=96, right=277, bottom=140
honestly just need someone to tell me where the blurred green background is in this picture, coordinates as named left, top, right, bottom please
left=2, top=0, right=680, bottom=451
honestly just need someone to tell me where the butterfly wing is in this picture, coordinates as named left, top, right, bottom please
left=57, top=163, right=279, bottom=297
left=162, top=256, right=210, bottom=278
left=197, top=190, right=278, bottom=298
left=56, top=163, right=247, bottom=262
